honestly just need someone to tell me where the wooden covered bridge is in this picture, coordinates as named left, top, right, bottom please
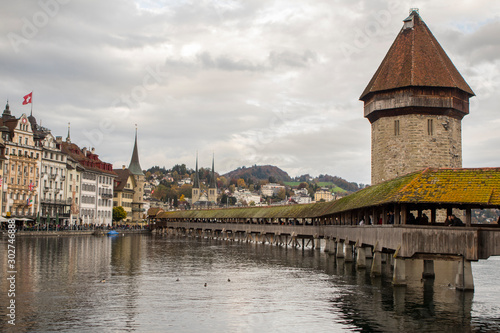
left=152, top=168, right=500, bottom=290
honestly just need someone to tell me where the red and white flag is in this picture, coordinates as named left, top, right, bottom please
left=23, top=92, right=33, bottom=105
left=29, top=181, right=34, bottom=191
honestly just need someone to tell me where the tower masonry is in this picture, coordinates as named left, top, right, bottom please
left=360, top=9, right=474, bottom=185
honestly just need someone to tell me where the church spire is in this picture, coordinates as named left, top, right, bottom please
left=128, top=125, right=144, bottom=175
left=66, top=122, right=71, bottom=143
left=209, top=152, right=216, bottom=188
left=193, top=152, right=200, bottom=188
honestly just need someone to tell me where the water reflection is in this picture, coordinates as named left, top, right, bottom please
left=1, top=235, right=499, bottom=332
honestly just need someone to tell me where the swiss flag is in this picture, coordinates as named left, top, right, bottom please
left=23, top=92, right=32, bottom=105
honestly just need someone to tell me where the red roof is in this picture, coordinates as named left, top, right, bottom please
left=360, top=11, right=474, bottom=100
left=61, top=142, right=116, bottom=176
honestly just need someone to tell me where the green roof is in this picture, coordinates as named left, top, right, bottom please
left=157, top=168, right=500, bottom=220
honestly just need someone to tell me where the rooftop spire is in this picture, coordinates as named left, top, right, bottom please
left=66, top=122, right=71, bottom=143
left=193, top=152, right=200, bottom=188
left=3, top=100, right=11, bottom=117
left=209, top=152, right=216, bottom=188
left=128, top=125, right=144, bottom=175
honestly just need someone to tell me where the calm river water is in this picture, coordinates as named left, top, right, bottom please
left=1, top=234, right=500, bottom=332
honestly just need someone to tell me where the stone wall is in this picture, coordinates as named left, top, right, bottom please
left=371, top=114, right=462, bottom=184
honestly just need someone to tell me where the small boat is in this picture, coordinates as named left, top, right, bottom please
left=107, top=230, right=119, bottom=235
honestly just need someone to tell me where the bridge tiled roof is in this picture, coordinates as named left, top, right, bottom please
left=157, top=168, right=500, bottom=220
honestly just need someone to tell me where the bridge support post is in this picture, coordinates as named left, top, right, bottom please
left=344, top=242, right=353, bottom=262
left=392, top=257, right=406, bottom=286
left=356, top=246, right=366, bottom=269
left=336, top=240, right=345, bottom=258
left=455, top=258, right=474, bottom=291
left=314, top=236, right=321, bottom=250
left=422, top=260, right=435, bottom=279
left=324, top=238, right=331, bottom=253
left=371, top=251, right=382, bottom=277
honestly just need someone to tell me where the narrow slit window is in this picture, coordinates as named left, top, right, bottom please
left=428, top=119, right=434, bottom=135
left=394, top=120, right=400, bottom=136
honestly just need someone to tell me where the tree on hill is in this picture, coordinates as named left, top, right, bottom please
left=237, top=178, right=246, bottom=188
left=223, top=165, right=291, bottom=183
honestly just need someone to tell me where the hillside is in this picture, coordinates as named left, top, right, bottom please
left=223, top=165, right=291, bottom=183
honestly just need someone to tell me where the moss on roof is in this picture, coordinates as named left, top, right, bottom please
left=157, top=168, right=500, bottom=220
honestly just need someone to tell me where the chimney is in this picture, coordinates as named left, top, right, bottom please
left=91, top=147, right=95, bottom=153
left=55, top=136, right=62, bottom=144
left=122, top=165, right=126, bottom=170
left=82, top=147, right=87, bottom=155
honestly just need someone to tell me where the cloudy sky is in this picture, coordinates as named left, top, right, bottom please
left=1, top=0, right=499, bottom=185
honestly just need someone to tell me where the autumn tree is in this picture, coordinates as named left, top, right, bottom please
left=177, top=184, right=192, bottom=199
left=277, top=188, right=286, bottom=200
left=237, top=178, right=247, bottom=188
left=113, top=206, right=127, bottom=223
left=298, top=182, right=308, bottom=189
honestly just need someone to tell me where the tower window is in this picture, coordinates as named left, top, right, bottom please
left=427, top=119, right=434, bottom=135
left=394, top=120, right=400, bottom=136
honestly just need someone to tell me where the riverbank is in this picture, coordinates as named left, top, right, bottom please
left=1, top=229, right=151, bottom=237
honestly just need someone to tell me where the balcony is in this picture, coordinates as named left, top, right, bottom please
left=101, top=193, right=113, bottom=199
left=60, top=175, right=66, bottom=181
left=40, top=199, right=71, bottom=206
left=49, top=174, right=57, bottom=180
left=13, top=199, right=26, bottom=206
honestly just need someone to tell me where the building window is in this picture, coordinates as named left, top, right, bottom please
left=427, top=119, right=434, bottom=136
left=394, top=120, right=400, bottom=136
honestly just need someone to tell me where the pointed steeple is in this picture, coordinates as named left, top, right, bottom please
left=2, top=101, right=12, bottom=118
left=193, top=152, right=200, bottom=188
left=209, top=153, right=216, bottom=188
left=128, top=125, right=144, bottom=175
left=360, top=9, right=474, bottom=101
left=66, top=122, right=71, bottom=143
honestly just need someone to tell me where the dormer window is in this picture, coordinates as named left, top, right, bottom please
left=403, top=9, right=418, bottom=30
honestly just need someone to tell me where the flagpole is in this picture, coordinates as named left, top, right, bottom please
left=31, top=90, right=33, bottom=116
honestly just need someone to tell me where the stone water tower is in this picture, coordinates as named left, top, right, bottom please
left=360, top=9, right=474, bottom=185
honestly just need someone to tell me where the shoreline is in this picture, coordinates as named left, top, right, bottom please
left=1, top=229, right=152, bottom=237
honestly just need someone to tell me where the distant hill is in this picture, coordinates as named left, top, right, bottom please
left=223, top=165, right=291, bottom=182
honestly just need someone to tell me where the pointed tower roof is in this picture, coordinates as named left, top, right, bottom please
left=193, top=152, right=200, bottom=188
left=128, top=127, right=144, bottom=176
left=360, top=9, right=474, bottom=101
left=66, top=122, right=71, bottom=143
left=209, top=153, right=216, bottom=189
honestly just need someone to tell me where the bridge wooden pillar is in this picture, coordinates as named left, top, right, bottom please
left=422, top=260, right=435, bottom=278
left=371, top=243, right=382, bottom=276
left=455, top=257, right=474, bottom=291
left=465, top=208, right=472, bottom=227
left=401, top=204, right=407, bottom=225
left=336, top=240, right=345, bottom=258
left=355, top=243, right=366, bottom=269
left=393, top=257, right=406, bottom=286
left=344, top=240, right=353, bottom=262
left=431, top=208, right=437, bottom=224
left=394, top=204, right=400, bottom=224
